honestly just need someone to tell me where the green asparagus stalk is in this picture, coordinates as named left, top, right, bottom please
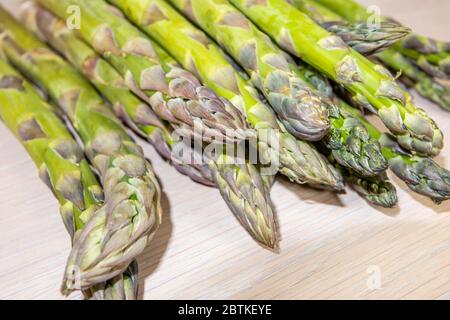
left=20, top=2, right=278, bottom=249
left=229, top=0, right=443, bottom=157
left=290, top=0, right=410, bottom=55
left=291, top=0, right=450, bottom=111
left=300, top=56, right=449, bottom=204
left=313, top=0, right=450, bottom=79
left=0, top=7, right=162, bottom=292
left=36, top=0, right=251, bottom=145
left=101, top=0, right=343, bottom=190
left=165, top=0, right=387, bottom=178
left=0, top=58, right=139, bottom=299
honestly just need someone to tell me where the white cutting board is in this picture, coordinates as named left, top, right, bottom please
left=0, top=0, right=449, bottom=300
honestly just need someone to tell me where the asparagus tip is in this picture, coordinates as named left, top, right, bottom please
left=390, top=156, right=450, bottom=203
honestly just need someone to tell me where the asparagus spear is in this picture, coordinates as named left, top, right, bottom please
left=291, top=0, right=450, bottom=111
left=0, top=7, right=163, bottom=292
left=290, top=0, right=410, bottom=55
left=165, top=0, right=387, bottom=178
left=313, top=0, right=450, bottom=79
left=36, top=0, right=251, bottom=145
left=20, top=2, right=278, bottom=249
left=98, top=0, right=343, bottom=190
left=0, top=58, right=139, bottom=299
left=229, top=0, right=444, bottom=157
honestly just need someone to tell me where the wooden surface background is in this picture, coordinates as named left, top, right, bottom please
left=0, top=0, right=449, bottom=300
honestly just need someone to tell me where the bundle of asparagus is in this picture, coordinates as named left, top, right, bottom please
left=0, top=0, right=449, bottom=301
left=310, top=0, right=450, bottom=111
left=34, top=0, right=346, bottom=192
left=19, top=1, right=279, bottom=250
left=0, top=6, right=164, bottom=292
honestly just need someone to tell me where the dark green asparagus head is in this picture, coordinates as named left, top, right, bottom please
left=346, top=172, right=398, bottom=208
left=390, top=156, right=450, bottom=204
left=325, top=110, right=388, bottom=177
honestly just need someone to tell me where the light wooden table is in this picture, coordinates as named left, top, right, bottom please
left=0, top=0, right=449, bottom=300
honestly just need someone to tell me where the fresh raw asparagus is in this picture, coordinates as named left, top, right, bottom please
left=229, top=0, right=444, bottom=157
left=119, top=0, right=332, bottom=142
left=0, top=58, right=139, bottom=299
left=36, top=0, right=251, bottom=145
left=164, top=0, right=387, bottom=178
left=0, top=7, right=163, bottom=292
left=290, top=0, right=410, bottom=55
left=313, top=0, right=450, bottom=79
left=20, top=2, right=278, bottom=249
left=291, top=0, right=450, bottom=111
left=105, top=0, right=343, bottom=190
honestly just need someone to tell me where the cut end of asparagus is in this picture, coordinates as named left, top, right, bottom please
left=390, top=156, right=450, bottom=203
left=347, top=172, right=398, bottom=208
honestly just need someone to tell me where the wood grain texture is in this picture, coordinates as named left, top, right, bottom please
left=0, top=0, right=449, bottom=300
